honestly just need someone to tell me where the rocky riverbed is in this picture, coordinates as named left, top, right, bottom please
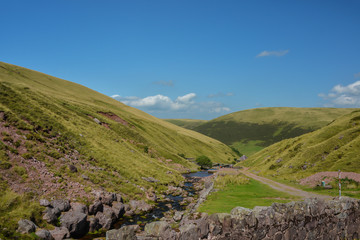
left=16, top=170, right=215, bottom=240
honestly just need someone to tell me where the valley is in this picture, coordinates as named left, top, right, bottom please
left=1, top=62, right=360, bottom=240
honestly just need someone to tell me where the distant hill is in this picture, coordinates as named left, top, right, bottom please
left=190, top=107, right=356, bottom=156
left=164, top=119, right=208, bottom=130
left=239, top=109, right=360, bottom=180
left=0, top=62, right=236, bottom=236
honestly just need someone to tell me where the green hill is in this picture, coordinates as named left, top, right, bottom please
left=0, top=62, right=236, bottom=237
left=164, top=119, right=208, bottom=130
left=192, top=107, right=356, bottom=156
left=239, top=109, right=360, bottom=180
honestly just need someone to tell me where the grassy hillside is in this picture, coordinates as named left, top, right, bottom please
left=0, top=62, right=236, bottom=238
left=193, top=107, right=356, bottom=156
left=164, top=119, right=207, bottom=130
left=239, top=109, right=360, bottom=181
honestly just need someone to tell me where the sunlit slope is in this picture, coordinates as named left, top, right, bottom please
left=193, top=107, right=356, bottom=155
left=164, top=119, right=208, bottom=130
left=0, top=62, right=236, bottom=198
left=240, top=110, right=360, bottom=180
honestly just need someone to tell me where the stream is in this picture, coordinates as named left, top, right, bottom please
left=82, top=170, right=213, bottom=239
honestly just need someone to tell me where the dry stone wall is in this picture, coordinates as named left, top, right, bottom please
left=115, top=197, right=360, bottom=240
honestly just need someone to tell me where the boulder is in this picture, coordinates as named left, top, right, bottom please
left=129, top=200, right=153, bottom=214
left=70, top=202, right=88, bottom=214
left=43, top=207, right=61, bottom=224
left=88, top=216, right=100, bottom=233
left=51, top=199, right=70, bottom=212
left=144, top=221, right=170, bottom=236
left=96, top=205, right=117, bottom=230
left=35, top=229, right=54, bottom=240
left=17, top=219, right=36, bottom=234
left=173, top=211, right=184, bottom=222
left=89, top=201, right=103, bottom=215
left=112, top=201, right=125, bottom=219
left=60, top=211, right=89, bottom=238
left=39, top=199, right=51, bottom=207
left=107, top=225, right=139, bottom=240
left=49, top=227, right=70, bottom=240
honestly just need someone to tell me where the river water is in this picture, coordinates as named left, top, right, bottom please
left=82, top=170, right=213, bottom=239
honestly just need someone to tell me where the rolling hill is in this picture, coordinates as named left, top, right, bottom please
left=177, top=107, right=356, bottom=156
left=0, top=62, right=236, bottom=237
left=164, top=119, right=208, bottom=130
left=239, top=109, right=360, bottom=180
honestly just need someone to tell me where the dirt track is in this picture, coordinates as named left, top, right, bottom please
left=239, top=169, right=332, bottom=200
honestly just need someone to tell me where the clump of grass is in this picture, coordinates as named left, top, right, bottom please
left=215, top=172, right=250, bottom=189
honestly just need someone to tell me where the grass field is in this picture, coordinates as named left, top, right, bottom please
left=231, top=140, right=265, bottom=156
left=198, top=179, right=299, bottom=215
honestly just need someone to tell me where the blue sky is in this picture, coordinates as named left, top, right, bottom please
left=1, top=1, right=360, bottom=119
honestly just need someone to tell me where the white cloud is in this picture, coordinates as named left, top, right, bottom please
left=319, top=81, right=360, bottom=107
left=256, top=50, right=289, bottom=58
left=112, top=93, right=231, bottom=116
left=153, top=80, right=174, bottom=87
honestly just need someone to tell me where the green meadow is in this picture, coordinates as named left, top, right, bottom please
left=199, top=178, right=299, bottom=215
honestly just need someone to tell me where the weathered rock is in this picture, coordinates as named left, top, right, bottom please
left=43, top=207, right=61, bottom=224
left=173, top=211, right=183, bottom=221
left=89, top=201, right=103, bottom=215
left=112, top=201, right=125, bottom=219
left=93, top=118, right=101, bottom=124
left=144, top=221, right=170, bottom=236
left=230, top=206, right=251, bottom=218
left=116, top=193, right=124, bottom=203
left=17, top=219, right=36, bottom=234
left=39, top=199, right=51, bottom=207
left=88, top=216, right=100, bottom=233
left=49, top=227, right=70, bottom=240
left=68, top=164, right=77, bottom=173
left=60, top=211, right=89, bottom=238
left=70, top=202, right=88, bottom=214
left=99, top=192, right=117, bottom=205
left=51, top=199, right=70, bottom=212
left=106, top=225, right=139, bottom=240
left=141, top=177, right=159, bottom=183
left=129, top=200, right=153, bottom=213
left=35, top=229, right=54, bottom=240
left=96, top=205, right=117, bottom=230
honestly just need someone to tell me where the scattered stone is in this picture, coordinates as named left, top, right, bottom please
left=93, top=118, right=101, bottom=124
left=141, top=177, right=159, bottom=183
left=68, top=164, right=77, bottom=173
left=88, top=216, right=100, bottom=233
left=60, top=211, right=89, bottom=238
left=35, top=229, right=54, bottom=240
left=17, top=219, right=36, bottom=234
left=81, top=174, right=89, bottom=180
left=129, top=200, right=153, bottom=214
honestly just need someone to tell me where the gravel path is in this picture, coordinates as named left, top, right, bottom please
left=239, top=169, right=332, bottom=200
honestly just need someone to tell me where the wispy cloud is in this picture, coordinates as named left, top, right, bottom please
left=152, top=80, right=174, bottom=87
left=111, top=93, right=231, bottom=115
left=207, top=92, right=234, bottom=98
left=256, top=50, right=289, bottom=58
left=319, top=81, right=360, bottom=107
